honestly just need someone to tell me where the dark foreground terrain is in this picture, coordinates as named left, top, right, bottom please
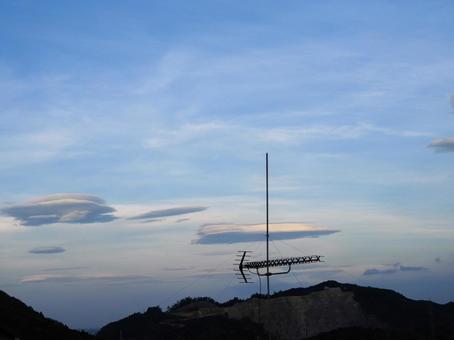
left=0, top=290, right=92, bottom=340
left=2, top=281, right=454, bottom=340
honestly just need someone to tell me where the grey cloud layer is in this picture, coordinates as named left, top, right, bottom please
left=129, top=206, right=207, bottom=220
left=428, top=137, right=454, bottom=152
left=363, top=263, right=426, bottom=276
left=2, top=194, right=116, bottom=226
left=29, top=246, right=66, bottom=254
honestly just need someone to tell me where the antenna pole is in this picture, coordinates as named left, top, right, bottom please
left=266, top=153, right=270, bottom=297
left=234, top=153, right=324, bottom=298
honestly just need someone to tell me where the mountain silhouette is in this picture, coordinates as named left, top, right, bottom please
left=97, top=281, right=454, bottom=340
left=1, top=281, right=454, bottom=340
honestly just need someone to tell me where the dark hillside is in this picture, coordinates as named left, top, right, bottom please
left=96, top=306, right=266, bottom=340
left=97, top=280, right=454, bottom=340
left=274, top=280, right=454, bottom=338
left=0, top=290, right=92, bottom=340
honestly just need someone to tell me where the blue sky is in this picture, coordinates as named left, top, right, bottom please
left=1, top=0, right=454, bottom=329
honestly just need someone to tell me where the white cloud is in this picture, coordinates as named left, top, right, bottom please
left=144, top=122, right=226, bottom=149
left=0, top=130, right=77, bottom=169
left=143, top=121, right=431, bottom=151
left=20, top=273, right=155, bottom=284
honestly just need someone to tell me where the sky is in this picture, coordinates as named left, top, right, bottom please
left=1, top=0, right=454, bottom=330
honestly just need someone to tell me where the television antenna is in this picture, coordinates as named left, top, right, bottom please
left=234, top=153, right=323, bottom=297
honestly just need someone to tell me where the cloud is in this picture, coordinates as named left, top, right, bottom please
left=194, top=222, right=340, bottom=244
left=1, top=193, right=116, bottom=226
left=162, top=266, right=195, bottom=271
left=399, top=265, right=426, bottom=272
left=176, top=218, right=190, bottom=223
left=144, top=121, right=431, bottom=151
left=0, top=130, right=78, bottom=170
left=29, top=246, right=66, bottom=254
left=144, top=122, right=226, bottom=149
left=129, top=206, right=207, bottom=220
left=20, top=273, right=156, bottom=284
left=363, top=263, right=426, bottom=276
left=43, top=266, right=87, bottom=272
left=140, top=218, right=164, bottom=224
left=435, top=257, right=442, bottom=263
left=450, top=93, right=454, bottom=110
left=428, top=137, right=454, bottom=152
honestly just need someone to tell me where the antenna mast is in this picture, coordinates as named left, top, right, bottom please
left=266, top=153, right=270, bottom=297
left=235, top=153, right=324, bottom=294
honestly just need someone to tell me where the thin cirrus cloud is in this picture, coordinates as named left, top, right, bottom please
left=129, top=206, right=207, bottom=220
left=363, top=263, right=427, bottom=276
left=20, top=274, right=157, bottom=284
left=29, top=246, right=66, bottom=254
left=428, top=137, right=454, bottom=152
left=1, top=193, right=117, bottom=226
left=194, top=222, right=340, bottom=244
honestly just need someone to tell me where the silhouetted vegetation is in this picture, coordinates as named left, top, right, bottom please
left=167, top=296, right=218, bottom=312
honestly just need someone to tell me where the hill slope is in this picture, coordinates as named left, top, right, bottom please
left=0, top=290, right=93, bottom=340
left=97, top=281, right=454, bottom=340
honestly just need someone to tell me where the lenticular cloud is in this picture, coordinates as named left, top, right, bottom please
left=2, top=193, right=117, bottom=226
left=194, top=222, right=340, bottom=244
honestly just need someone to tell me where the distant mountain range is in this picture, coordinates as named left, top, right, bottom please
left=2, top=281, right=454, bottom=340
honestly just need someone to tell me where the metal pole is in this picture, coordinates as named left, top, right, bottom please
left=266, top=153, right=270, bottom=297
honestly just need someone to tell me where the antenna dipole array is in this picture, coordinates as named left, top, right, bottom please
left=244, top=255, right=323, bottom=270
left=236, top=251, right=323, bottom=284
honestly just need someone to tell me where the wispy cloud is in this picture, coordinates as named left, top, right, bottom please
left=363, top=263, right=427, bottom=276
left=129, top=206, right=207, bottom=220
left=1, top=193, right=117, bottom=226
left=20, top=273, right=156, bottom=284
left=43, top=266, right=87, bottom=272
left=428, top=137, right=454, bottom=152
left=143, top=121, right=431, bottom=151
left=140, top=218, right=164, bottom=224
left=144, top=122, right=226, bottom=149
left=194, top=222, right=340, bottom=244
left=29, top=246, right=65, bottom=254
left=162, top=266, right=195, bottom=272
left=0, top=130, right=78, bottom=169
